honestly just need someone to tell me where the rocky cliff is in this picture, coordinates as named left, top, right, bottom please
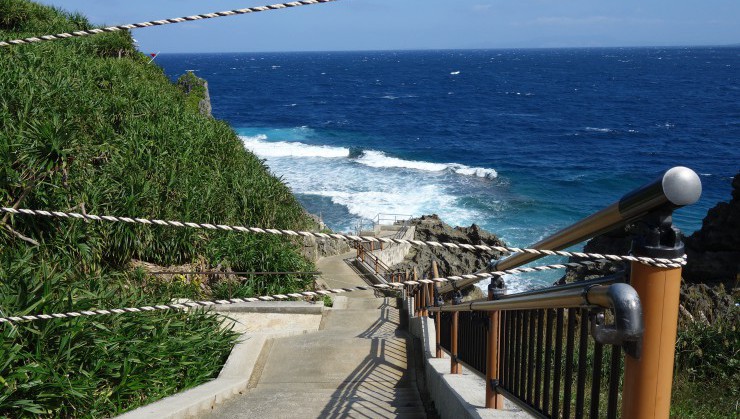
left=390, top=215, right=506, bottom=299
left=177, top=71, right=212, bottom=117
left=683, top=173, right=740, bottom=287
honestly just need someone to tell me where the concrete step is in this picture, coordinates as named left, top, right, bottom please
left=320, top=310, right=403, bottom=337
left=249, top=388, right=424, bottom=406
left=344, top=297, right=398, bottom=310
left=207, top=389, right=427, bottom=418
left=256, top=334, right=415, bottom=387
left=255, top=383, right=422, bottom=399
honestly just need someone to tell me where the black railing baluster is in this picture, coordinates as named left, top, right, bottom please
left=575, top=309, right=589, bottom=417
left=534, top=309, right=544, bottom=410
left=428, top=279, right=643, bottom=417
left=440, top=312, right=451, bottom=351
left=520, top=311, right=529, bottom=398
left=607, top=343, right=621, bottom=419
left=500, top=310, right=507, bottom=388
left=482, top=312, right=488, bottom=374
left=526, top=310, right=536, bottom=404
left=590, top=338, right=604, bottom=418
left=563, top=308, right=576, bottom=418
left=543, top=309, right=554, bottom=414
left=507, top=310, right=514, bottom=389
left=513, top=311, right=520, bottom=397
left=552, top=308, right=564, bottom=418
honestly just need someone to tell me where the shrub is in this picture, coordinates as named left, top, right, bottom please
left=0, top=1, right=316, bottom=416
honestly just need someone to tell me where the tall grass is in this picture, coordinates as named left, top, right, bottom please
left=0, top=1, right=316, bottom=416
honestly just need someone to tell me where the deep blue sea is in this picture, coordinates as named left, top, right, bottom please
left=157, top=48, right=739, bottom=288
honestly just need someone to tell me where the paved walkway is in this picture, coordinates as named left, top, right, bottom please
left=204, top=252, right=429, bottom=418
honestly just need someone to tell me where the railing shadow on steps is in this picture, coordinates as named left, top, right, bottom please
left=316, top=298, right=431, bottom=419
left=406, top=167, right=702, bottom=418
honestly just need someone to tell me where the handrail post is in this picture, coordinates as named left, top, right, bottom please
left=421, top=277, right=428, bottom=317
left=432, top=261, right=443, bottom=358
left=451, top=290, right=462, bottom=374
left=622, top=211, right=685, bottom=418
left=486, top=276, right=506, bottom=409
left=413, top=269, right=420, bottom=316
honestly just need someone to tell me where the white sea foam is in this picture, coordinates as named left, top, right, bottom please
left=240, top=135, right=349, bottom=158
left=242, top=134, right=497, bottom=179
left=309, top=187, right=465, bottom=221
left=357, top=150, right=498, bottom=179
left=584, top=127, right=614, bottom=133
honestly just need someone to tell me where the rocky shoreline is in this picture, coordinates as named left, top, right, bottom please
left=388, top=215, right=507, bottom=300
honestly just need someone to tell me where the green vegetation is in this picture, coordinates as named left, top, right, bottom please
left=0, top=1, right=317, bottom=416
left=672, top=310, right=739, bottom=418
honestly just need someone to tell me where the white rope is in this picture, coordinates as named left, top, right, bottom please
left=0, top=1, right=339, bottom=48
left=0, top=260, right=609, bottom=325
left=0, top=207, right=688, bottom=268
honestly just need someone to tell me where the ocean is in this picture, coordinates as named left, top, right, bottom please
left=157, top=47, right=739, bottom=288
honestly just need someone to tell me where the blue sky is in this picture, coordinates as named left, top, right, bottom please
left=38, top=0, right=740, bottom=52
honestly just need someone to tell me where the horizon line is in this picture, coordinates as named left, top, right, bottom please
left=148, top=42, right=740, bottom=55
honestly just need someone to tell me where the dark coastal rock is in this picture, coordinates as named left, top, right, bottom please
left=391, top=214, right=506, bottom=300
left=679, top=283, right=739, bottom=327
left=559, top=227, right=631, bottom=284
left=683, top=173, right=740, bottom=287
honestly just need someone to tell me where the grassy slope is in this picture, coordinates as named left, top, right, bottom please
left=0, top=1, right=316, bottom=416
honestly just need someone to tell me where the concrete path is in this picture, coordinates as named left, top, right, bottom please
left=204, top=252, right=429, bottom=418
left=314, top=251, right=377, bottom=296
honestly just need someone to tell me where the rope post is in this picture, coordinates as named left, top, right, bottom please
left=486, top=275, right=506, bottom=409
left=451, top=290, right=463, bottom=374
left=622, top=211, right=685, bottom=419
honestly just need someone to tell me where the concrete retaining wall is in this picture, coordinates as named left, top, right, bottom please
left=372, top=225, right=415, bottom=267
left=117, top=302, right=324, bottom=419
left=407, top=313, right=532, bottom=419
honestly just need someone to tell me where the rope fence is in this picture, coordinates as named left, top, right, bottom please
left=0, top=259, right=610, bottom=325
left=1, top=208, right=687, bottom=268
left=0, top=0, right=339, bottom=48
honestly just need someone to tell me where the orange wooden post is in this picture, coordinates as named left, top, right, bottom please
left=619, top=211, right=689, bottom=418
left=450, top=290, right=462, bottom=374
left=451, top=311, right=460, bottom=374
left=621, top=261, right=683, bottom=418
left=421, top=278, right=428, bottom=317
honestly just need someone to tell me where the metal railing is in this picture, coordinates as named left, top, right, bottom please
left=372, top=213, right=413, bottom=226
left=355, top=242, right=411, bottom=284
left=432, top=274, right=637, bottom=417
left=438, top=166, right=702, bottom=294
left=409, top=167, right=702, bottom=418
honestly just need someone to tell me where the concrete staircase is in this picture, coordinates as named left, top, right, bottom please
left=205, top=296, right=430, bottom=418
